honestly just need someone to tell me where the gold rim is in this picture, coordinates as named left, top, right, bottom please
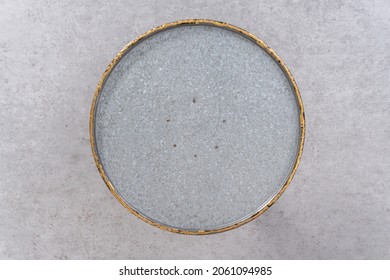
left=89, top=19, right=305, bottom=235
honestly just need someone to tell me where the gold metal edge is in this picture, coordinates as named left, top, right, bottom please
left=89, top=19, right=305, bottom=235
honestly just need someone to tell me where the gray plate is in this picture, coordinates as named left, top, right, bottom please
left=92, top=21, right=303, bottom=233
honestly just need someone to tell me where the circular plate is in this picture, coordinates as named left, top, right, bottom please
left=90, top=19, right=305, bottom=234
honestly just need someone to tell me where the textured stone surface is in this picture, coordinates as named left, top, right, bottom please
left=0, top=0, right=389, bottom=259
left=94, top=25, right=301, bottom=230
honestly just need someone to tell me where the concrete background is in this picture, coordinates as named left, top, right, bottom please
left=0, top=0, right=389, bottom=259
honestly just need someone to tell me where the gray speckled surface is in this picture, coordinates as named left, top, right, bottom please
left=1, top=0, right=389, bottom=259
left=94, top=25, right=300, bottom=230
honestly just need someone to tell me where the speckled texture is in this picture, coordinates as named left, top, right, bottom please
left=94, top=25, right=301, bottom=230
left=1, top=0, right=389, bottom=259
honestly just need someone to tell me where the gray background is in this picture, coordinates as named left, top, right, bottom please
left=0, top=0, right=389, bottom=259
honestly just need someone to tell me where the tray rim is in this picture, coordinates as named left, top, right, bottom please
left=89, top=19, right=306, bottom=235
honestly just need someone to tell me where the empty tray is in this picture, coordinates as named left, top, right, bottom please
left=90, top=19, right=305, bottom=234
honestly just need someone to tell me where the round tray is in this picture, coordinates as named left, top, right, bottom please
left=90, top=19, right=305, bottom=234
